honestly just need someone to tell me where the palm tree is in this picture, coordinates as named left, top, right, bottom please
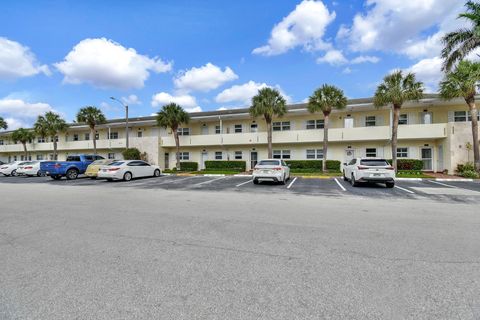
left=308, top=85, right=347, bottom=172
left=442, top=1, right=480, bottom=71
left=34, top=112, right=69, bottom=160
left=11, top=128, right=35, bottom=159
left=374, top=71, right=424, bottom=171
left=156, top=103, right=190, bottom=170
left=0, top=117, right=7, bottom=130
left=250, top=88, right=287, bottom=158
left=76, top=106, right=106, bottom=155
left=440, top=60, right=480, bottom=171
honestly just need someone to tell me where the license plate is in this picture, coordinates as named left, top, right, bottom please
left=372, top=173, right=382, bottom=177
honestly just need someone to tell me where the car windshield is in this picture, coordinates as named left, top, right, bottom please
left=21, top=162, right=35, bottom=165
left=257, top=160, right=280, bottom=166
left=108, top=162, right=124, bottom=166
left=360, top=159, right=389, bottom=166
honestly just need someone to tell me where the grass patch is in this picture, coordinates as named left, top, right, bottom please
left=396, top=171, right=433, bottom=178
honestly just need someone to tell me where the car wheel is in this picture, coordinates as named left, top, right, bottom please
left=386, top=182, right=395, bottom=188
left=253, top=178, right=259, bottom=185
left=351, top=174, right=358, bottom=187
left=153, top=169, right=161, bottom=177
left=66, top=169, right=79, bottom=180
left=11, top=170, right=17, bottom=177
left=343, top=171, right=348, bottom=181
left=123, top=172, right=132, bottom=181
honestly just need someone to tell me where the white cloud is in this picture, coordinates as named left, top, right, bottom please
left=404, top=56, right=443, bottom=92
left=55, top=38, right=172, bottom=89
left=121, top=94, right=141, bottom=105
left=0, top=97, right=56, bottom=129
left=252, top=0, right=336, bottom=56
left=215, top=81, right=292, bottom=105
left=316, top=49, right=348, bottom=65
left=151, top=92, right=201, bottom=112
left=350, top=55, right=379, bottom=64
left=0, top=37, right=50, bottom=80
left=173, top=63, right=238, bottom=92
left=342, top=0, right=461, bottom=55
left=342, top=67, right=353, bottom=74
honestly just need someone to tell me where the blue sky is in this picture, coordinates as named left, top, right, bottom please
left=0, top=0, right=466, bottom=129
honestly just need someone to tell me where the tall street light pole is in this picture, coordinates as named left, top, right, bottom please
left=110, top=97, right=129, bottom=149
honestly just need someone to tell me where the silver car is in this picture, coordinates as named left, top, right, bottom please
left=252, top=159, right=291, bottom=185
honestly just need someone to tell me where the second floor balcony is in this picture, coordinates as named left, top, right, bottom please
left=160, top=123, right=448, bottom=147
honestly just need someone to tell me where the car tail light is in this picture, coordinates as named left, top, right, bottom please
left=54, top=163, right=61, bottom=168
left=357, top=166, right=369, bottom=170
left=108, top=168, right=120, bottom=171
left=24, top=166, right=33, bottom=169
left=386, top=166, right=395, bottom=170
left=272, top=167, right=282, bottom=170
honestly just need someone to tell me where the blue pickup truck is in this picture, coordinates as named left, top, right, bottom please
left=41, top=154, right=104, bottom=180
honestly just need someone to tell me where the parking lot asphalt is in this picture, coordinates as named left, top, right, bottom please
left=1, top=177, right=480, bottom=319
left=1, top=174, right=480, bottom=203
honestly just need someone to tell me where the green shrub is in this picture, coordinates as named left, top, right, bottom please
left=461, top=170, right=478, bottom=179
left=180, top=162, right=198, bottom=171
left=122, top=148, right=141, bottom=160
left=457, top=162, right=475, bottom=174
left=397, top=170, right=423, bottom=175
left=284, top=160, right=341, bottom=172
left=205, top=160, right=246, bottom=172
left=387, top=159, right=423, bottom=170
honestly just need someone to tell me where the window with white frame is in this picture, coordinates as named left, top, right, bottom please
left=50, top=136, right=59, bottom=142
left=215, top=151, right=223, bottom=160
left=365, top=148, right=377, bottom=157
left=179, top=152, right=190, bottom=160
left=137, top=131, right=143, bottom=138
left=273, top=150, right=291, bottom=159
left=13, top=156, right=17, bottom=161
left=250, top=123, right=258, bottom=132
left=215, top=125, right=221, bottom=134
left=85, top=133, right=90, bottom=141
left=73, top=134, right=79, bottom=141
left=273, top=121, right=290, bottom=131
left=306, top=119, right=324, bottom=129
left=36, top=154, right=44, bottom=160
left=365, top=116, right=376, bottom=127
left=234, top=124, right=243, bottom=133
left=398, top=114, right=408, bottom=125
left=306, top=149, right=323, bottom=159
left=397, top=147, right=408, bottom=158
left=0, top=140, right=3, bottom=145
left=109, top=132, right=119, bottom=140
left=108, top=153, right=115, bottom=159
left=177, top=128, right=190, bottom=136
left=454, top=110, right=480, bottom=122
left=37, top=137, right=45, bottom=143
left=234, top=151, right=242, bottom=160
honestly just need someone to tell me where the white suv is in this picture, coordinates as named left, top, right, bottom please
left=253, top=159, right=290, bottom=185
left=343, top=158, right=395, bottom=188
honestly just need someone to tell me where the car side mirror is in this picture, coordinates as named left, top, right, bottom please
left=343, top=162, right=347, bottom=166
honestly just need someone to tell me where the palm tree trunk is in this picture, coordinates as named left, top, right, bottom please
left=266, top=120, right=273, bottom=158
left=323, top=114, right=329, bottom=172
left=23, top=143, right=27, bottom=160
left=91, top=127, right=97, bottom=155
left=174, top=131, right=180, bottom=170
left=391, top=106, right=400, bottom=171
left=467, top=99, right=480, bottom=171
left=53, top=137, right=58, bottom=160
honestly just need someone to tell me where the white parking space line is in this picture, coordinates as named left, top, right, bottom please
left=394, top=185, right=415, bottom=194
left=287, top=177, right=297, bottom=189
left=428, top=180, right=457, bottom=188
left=235, top=179, right=252, bottom=187
left=156, top=176, right=199, bottom=185
left=333, top=178, right=346, bottom=191
left=191, top=176, right=226, bottom=187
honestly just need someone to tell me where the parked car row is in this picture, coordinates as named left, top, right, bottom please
left=0, top=154, right=162, bottom=182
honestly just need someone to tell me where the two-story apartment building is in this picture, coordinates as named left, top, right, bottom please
left=1, top=94, right=479, bottom=174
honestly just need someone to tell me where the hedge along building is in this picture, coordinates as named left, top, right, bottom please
left=0, top=94, right=478, bottom=173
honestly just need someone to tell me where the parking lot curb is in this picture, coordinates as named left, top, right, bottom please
left=396, top=178, right=423, bottom=181
left=203, top=174, right=226, bottom=177
left=435, top=178, right=474, bottom=182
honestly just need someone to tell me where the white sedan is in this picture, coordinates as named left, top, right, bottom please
left=0, top=161, right=28, bottom=176
left=252, top=159, right=291, bottom=185
left=97, top=160, right=161, bottom=181
left=343, top=158, right=395, bottom=188
left=17, top=161, right=46, bottom=177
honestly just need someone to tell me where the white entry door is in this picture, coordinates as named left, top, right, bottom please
left=201, top=152, right=208, bottom=170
